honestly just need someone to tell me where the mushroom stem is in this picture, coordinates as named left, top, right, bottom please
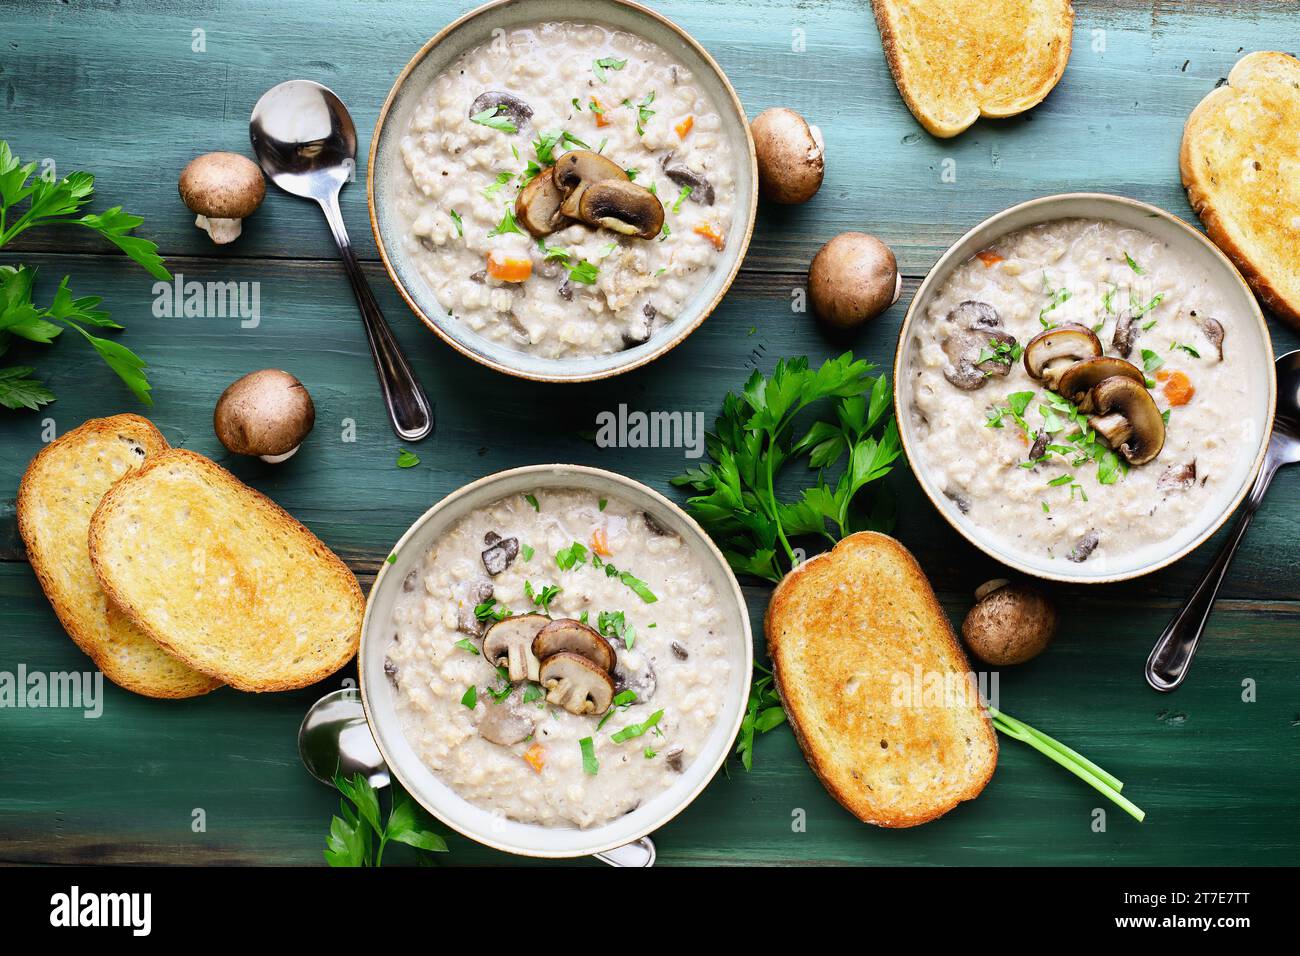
left=196, top=214, right=243, bottom=244
left=508, top=641, right=540, bottom=683
left=1089, top=412, right=1132, bottom=448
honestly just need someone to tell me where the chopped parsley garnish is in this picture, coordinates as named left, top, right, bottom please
left=474, top=600, right=512, bottom=623
left=621, top=91, right=656, bottom=135
left=644, top=746, right=657, bottom=759
left=579, top=736, right=599, bottom=775
left=453, top=637, right=479, bottom=655
left=385, top=554, right=397, bottom=565
left=976, top=338, right=1024, bottom=370
left=567, top=259, right=599, bottom=285
left=1047, top=473, right=1075, bottom=487
left=524, top=493, right=540, bottom=511
left=1171, top=341, right=1201, bottom=358
left=470, top=105, right=517, bottom=134
left=525, top=581, right=562, bottom=613
left=1039, top=274, right=1071, bottom=328
left=592, top=57, right=628, bottom=82
left=610, top=709, right=664, bottom=743
left=485, top=666, right=513, bottom=703
left=1101, top=284, right=1118, bottom=313
left=521, top=682, right=544, bottom=705
left=1141, top=348, right=1164, bottom=373
left=597, top=689, right=637, bottom=730
left=1131, top=291, right=1165, bottom=320
left=672, top=185, right=692, bottom=213
left=488, top=206, right=523, bottom=237
left=460, top=686, right=478, bottom=709
left=449, top=209, right=463, bottom=237
left=598, top=498, right=608, bottom=511
left=1123, top=251, right=1146, bottom=275
left=483, top=171, right=512, bottom=198
left=555, top=541, right=589, bottom=571
left=618, top=571, right=657, bottom=604
left=521, top=543, right=535, bottom=562
left=396, top=448, right=420, bottom=468
left=597, top=610, right=635, bottom=649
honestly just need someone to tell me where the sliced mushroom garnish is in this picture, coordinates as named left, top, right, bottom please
left=942, top=324, right=1017, bottom=390
left=384, top=657, right=399, bottom=687
left=614, top=656, right=657, bottom=701
left=671, top=641, right=689, bottom=660
left=1027, top=431, right=1048, bottom=462
left=477, top=687, right=540, bottom=746
left=943, top=488, right=971, bottom=514
left=951, top=300, right=1002, bottom=330
left=469, top=91, right=533, bottom=129
left=662, top=164, right=715, bottom=205
left=515, top=167, right=568, bottom=238
left=532, top=618, right=616, bottom=673
left=539, top=652, right=615, bottom=715
left=1066, top=530, right=1099, bottom=563
left=1157, top=460, right=1197, bottom=491
left=1055, top=356, right=1145, bottom=412
left=577, top=179, right=665, bottom=240
left=664, top=746, right=685, bottom=773
left=554, top=150, right=628, bottom=219
left=482, top=614, right=549, bottom=682
left=1111, top=310, right=1136, bottom=357
left=1200, top=316, right=1225, bottom=361
left=1086, top=375, right=1166, bottom=465
left=481, top=536, right=519, bottom=575
left=1023, top=324, right=1103, bottom=387
left=456, top=581, right=495, bottom=637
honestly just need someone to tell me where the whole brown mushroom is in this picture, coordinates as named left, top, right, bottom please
left=214, top=369, right=315, bottom=463
left=179, top=152, right=266, bottom=244
left=961, top=579, right=1058, bottom=666
left=751, top=108, right=825, bottom=204
left=807, top=232, right=901, bottom=330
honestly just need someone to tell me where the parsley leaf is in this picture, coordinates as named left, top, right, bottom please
left=470, top=105, right=517, bottom=134
left=592, top=57, right=628, bottom=82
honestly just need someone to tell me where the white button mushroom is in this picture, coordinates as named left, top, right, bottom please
left=213, top=369, right=315, bottom=463
left=178, top=152, right=266, bottom=244
left=807, top=232, right=902, bottom=331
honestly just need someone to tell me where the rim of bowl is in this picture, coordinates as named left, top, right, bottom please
left=357, top=463, right=755, bottom=858
left=892, top=192, right=1277, bottom=584
left=366, top=0, right=759, bottom=384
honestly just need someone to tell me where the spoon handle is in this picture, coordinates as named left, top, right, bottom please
left=319, top=193, right=434, bottom=442
left=1145, top=449, right=1281, bottom=692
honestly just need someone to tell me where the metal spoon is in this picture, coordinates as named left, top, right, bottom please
left=250, top=80, right=433, bottom=442
left=1146, top=349, right=1300, bottom=692
left=298, top=689, right=656, bottom=867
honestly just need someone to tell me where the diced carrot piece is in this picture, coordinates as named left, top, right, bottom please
left=1163, top=370, right=1195, bottom=406
left=590, top=527, right=612, bottom=557
left=486, top=250, right=532, bottom=282
left=976, top=250, right=1004, bottom=267
left=523, top=743, right=546, bottom=773
left=1155, top=368, right=1171, bottom=382
left=675, top=115, right=694, bottom=139
left=694, top=222, right=725, bottom=250
left=1015, top=429, right=1029, bottom=445
left=591, top=97, right=610, bottom=128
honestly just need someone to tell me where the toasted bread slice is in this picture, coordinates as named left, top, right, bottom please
left=16, top=416, right=220, bottom=699
left=872, top=0, right=1073, bottom=138
left=88, top=449, right=363, bottom=692
left=1181, top=51, right=1300, bottom=329
left=766, top=532, right=996, bottom=827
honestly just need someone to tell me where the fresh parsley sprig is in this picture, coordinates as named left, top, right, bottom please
left=324, top=772, right=448, bottom=867
left=0, top=141, right=170, bottom=408
left=672, top=353, right=901, bottom=584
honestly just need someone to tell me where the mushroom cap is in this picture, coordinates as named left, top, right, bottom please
left=532, top=618, right=616, bottom=673
left=961, top=581, right=1057, bottom=666
left=751, top=107, right=825, bottom=204
left=482, top=613, right=549, bottom=682
left=1055, top=356, right=1144, bottom=410
left=515, top=167, right=568, bottom=238
left=213, top=369, right=314, bottom=458
left=477, top=686, right=540, bottom=746
left=576, top=179, right=664, bottom=240
left=1087, top=375, right=1166, bottom=465
left=468, top=91, right=533, bottom=129
left=539, top=651, right=616, bottom=715
left=807, top=232, right=900, bottom=330
left=941, top=311, right=1017, bottom=390
left=179, top=152, right=266, bottom=219
left=1022, top=324, right=1102, bottom=383
left=554, top=150, right=628, bottom=219
left=663, top=164, right=715, bottom=205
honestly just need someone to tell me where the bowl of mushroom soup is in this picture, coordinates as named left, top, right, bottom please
left=368, top=0, right=758, bottom=382
left=895, top=194, right=1275, bottom=583
left=358, top=464, right=752, bottom=858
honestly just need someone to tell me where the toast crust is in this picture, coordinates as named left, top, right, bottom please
left=872, top=0, right=1073, bottom=138
left=1180, top=51, right=1300, bottom=329
left=16, top=415, right=221, bottom=699
left=87, top=448, right=364, bottom=692
left=766, top=532, right=997, bottom=827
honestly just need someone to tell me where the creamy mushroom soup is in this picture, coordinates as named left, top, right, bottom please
left=908, top=218, right=1252, bottom=568
left=394, top=21, right=738, bottom=360
left=385, top=488, right=731, bottom=829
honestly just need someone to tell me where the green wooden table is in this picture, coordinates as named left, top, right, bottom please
left=2, top=0, right=1297, bottom=866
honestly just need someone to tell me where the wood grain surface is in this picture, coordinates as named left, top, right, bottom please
left=0, top=0, right=1296, bottom=866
